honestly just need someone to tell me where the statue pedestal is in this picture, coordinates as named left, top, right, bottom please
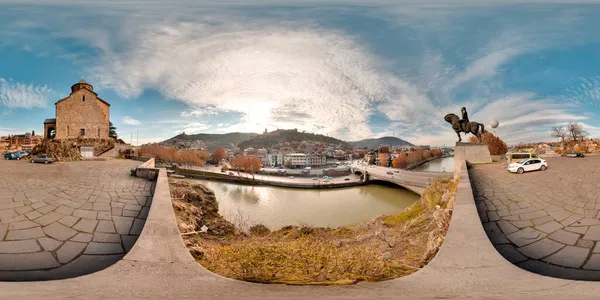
left=454, top=142, right=492, bottom=169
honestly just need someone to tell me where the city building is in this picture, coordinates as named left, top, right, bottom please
left=1, top=133, right=43, bottom=151
left=307, top=153, right=326, bottom=166
left=284, top=153, right=308, bottom=167
left=44, top=79, right=110, bottom=140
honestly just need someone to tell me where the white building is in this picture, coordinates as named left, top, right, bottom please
left=268, top=152, right=284, bottom=167
left=308, top=154, right=326, bottom=166
left=284, top=153, right=308, bottom=167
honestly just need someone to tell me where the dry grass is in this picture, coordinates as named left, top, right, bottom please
left=171, top=177, right=458, bottom=285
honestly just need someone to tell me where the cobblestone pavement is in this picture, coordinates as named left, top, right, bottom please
left=0, top=159, right=153, bottom=280
left=471, top=156, right=600, bottom=280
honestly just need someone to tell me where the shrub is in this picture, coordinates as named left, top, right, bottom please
left=249, top=224, right=271, bottom=236
left=469, top=131, right=508, bottom=155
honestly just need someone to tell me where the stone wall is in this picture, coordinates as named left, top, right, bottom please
left=55, top=88, right=109, bottom=139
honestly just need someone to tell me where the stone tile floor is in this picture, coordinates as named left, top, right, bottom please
left=471, top=155, right=600, bottom=280
left=0, top=159, right=153, bottom=280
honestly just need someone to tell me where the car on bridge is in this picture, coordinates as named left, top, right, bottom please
left=567, top=152, right=585, bottom=158
left=507, top=158, right=547, bottom=174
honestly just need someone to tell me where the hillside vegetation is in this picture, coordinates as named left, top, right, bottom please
left=160, top=132, right=259, bottom=151
left=238, top=129, right=349, bottom=149
left=349, top=136, right=414, bottom=148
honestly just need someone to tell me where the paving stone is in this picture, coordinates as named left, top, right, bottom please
left=58, top=215, right=80, bottom=227
left=534, top=221, right=563, bottom=234
left=583, top=226, right=600, bottom=241
left=130, top=218, right=145, bottom=235
left=55, top=205, right=75, bottom=215
left=9, top=220, right=39, bottom=230
left=92, top=232, right=121, bottom=243
left=5, top=227, right=45, bottom=240
left=30, top=202, right=46, bottom=210
left=565, top=226, right=588, bottom=235
left=0, top=208, right=16, bottom=219
left=517, top=238, right=565, bottom=259
left=72, top=219, right=98, bottom=233
left=33, top=211, right=65, bottom=226
left=80, top=203, right=93, bottom=210
left=0, top=224, right=7, bottom=239
left=24, top=210, right=43, bottom=220
left=509, top=220, right=533, bottom=229
left=0, top=252, right=60, bottom=271
left=43, top=222, right=78, bottom=241
left=14, top=206, right=33, bottom=215
left=495, top=244, right=528, bottom=263
left=547, top=209, right=571, bottom=222
left=0, top=240, right=41, bottom=253
left=95, top=220, right=116, bottom=233
left=84, top=242, right=123, bottom=254
left=519, top=211, right=548, bottom=221
left=36, top=205, right=57, bottom=214
left=531, top=216, right=553, bottom=226
left=561, top=214, right=585, bottom=227
left=138, top=207, right=150, bottom=219
left=38, top=237, right=63, bottom=251
left=73, top=209, right=97, bottom=220
left=56, top=241, right=87, bottom=264
left=70, top=232, right=93, bottom=243
left=506, top=227, right=547, bottom=247
left=121, top=235, right=139, bottom=252
left=593, top=243, right=600, bottom=253
left=577, top=239, right=595, bottom=249
left=543, top=246, right=590, bottom=268
left=97, top=211, right=112, bottom=220
left=111, top=207, right=123, bottom=216
left=573, top=218, right=600, bottom=227
left=583, top=254, right=600, bottom=270
left=113, top=216, right=134, bottom=235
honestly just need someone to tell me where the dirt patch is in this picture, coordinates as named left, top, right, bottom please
left=170, top=177, right=457, bottom=285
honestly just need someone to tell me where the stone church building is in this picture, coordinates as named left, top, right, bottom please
left=44, top=79, right=110, bottom=140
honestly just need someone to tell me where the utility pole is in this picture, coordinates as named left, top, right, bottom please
left=131, top=133, right=132, bottom=145
left=137, top=131, right=138, bottom=146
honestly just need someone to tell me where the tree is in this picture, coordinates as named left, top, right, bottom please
left=213, top=147, right=227, bottom=162
left=573, top=144, right=582, bottom=153
left=32, top=130, right=35, bottom=136
left=230, top=155, right=262, bottom=179
left=379, top=146, right=390, bottom=154
left=284, top=159, right=293, bottom=168
left=178, top=150, right=204, bottom=168
left=567, top=122, right=587, bottom=142
left=469, top=131, right=508, bottom=155
left=109, top=122, right=118, bottom=139
left=377, top=153, right=390, bottom=167
left=392, top=153, right=407, bottom=169
left=551, top=125, right=567, bottom=142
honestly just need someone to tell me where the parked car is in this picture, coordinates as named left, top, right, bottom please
left=312, top=177, right=318, bottom=180
left=507, top=158, right=547, bottom=174
left=567, top=152, right=585, bottom=158
left=289, top=176, right=295, bottom=179
left=386, top=171, right=393, bottom=175
left=228, top=172, right=234, bottom=175
left=344, top=178, right=350, bottom=181
left=5, top=152, right=21, bottom=160
left=30, top=154, right=54, bottom=164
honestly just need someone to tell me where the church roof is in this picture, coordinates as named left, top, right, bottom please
left=44, top=118, right=56, bottom=124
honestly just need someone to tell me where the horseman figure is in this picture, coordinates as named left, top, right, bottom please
left=444, top=107, right=485, bottom=144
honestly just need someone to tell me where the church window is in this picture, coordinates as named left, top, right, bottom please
left=81, top=129, right=85, bottom=136
left=83, top=95, right=85, bottom=102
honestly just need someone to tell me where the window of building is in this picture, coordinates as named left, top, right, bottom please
left=67, top=126, right=69, bottom=136
left=98, top=128, right=100, bottom=137
left=81, top=129, right=85, bottom=136
left=83, top=95, right=85, bottom=102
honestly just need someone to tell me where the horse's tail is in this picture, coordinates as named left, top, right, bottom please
left=479, top=123, right=485, bottom=133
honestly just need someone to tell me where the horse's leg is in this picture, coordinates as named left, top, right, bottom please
left=456, top=131, right=462, bottom=142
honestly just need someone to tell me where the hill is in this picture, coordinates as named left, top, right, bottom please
left=159, top=132, right=259, bottom=151
left=237, top=129, right=350, bottom=149
left=348, top=136, right=414, bottom=148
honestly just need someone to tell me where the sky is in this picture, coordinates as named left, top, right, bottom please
left=1, top=1, right=600, bottom=146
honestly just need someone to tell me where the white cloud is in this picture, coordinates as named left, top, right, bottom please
left=173, top=122, right=211, bottom=134
left=123, top=116, right=142, bottom=125
left=0, top=78, right=53, bottom=108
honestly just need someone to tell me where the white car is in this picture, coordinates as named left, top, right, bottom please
left=507, top=158, right=548, bottom=174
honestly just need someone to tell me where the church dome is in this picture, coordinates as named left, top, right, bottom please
left=71, top=78, right=93, bottom=93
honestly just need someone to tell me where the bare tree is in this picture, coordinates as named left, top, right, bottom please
left=567, top=122, right=588, bottom=142
left=551, top=125, right=567, bottom=142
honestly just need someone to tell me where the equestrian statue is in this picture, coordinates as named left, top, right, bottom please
left=443, top=107, right=485, bottom=144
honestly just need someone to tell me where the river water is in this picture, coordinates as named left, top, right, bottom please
left=182, top=178, right=419, bottom=230
left=413, top=157, right=455, bottom=172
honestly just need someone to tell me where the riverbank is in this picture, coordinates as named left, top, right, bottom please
left=170, top=177, right=458, bottom=285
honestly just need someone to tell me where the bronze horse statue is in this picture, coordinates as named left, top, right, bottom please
left=444, top=107, right=485, bottom=144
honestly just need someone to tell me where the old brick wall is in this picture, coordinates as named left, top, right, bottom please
left=55, top=88, right=109, bottom=139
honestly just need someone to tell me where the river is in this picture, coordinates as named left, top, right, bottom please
left=182, top=178, right=419, bottom=230
left=413, top=156, right=455, bottom=172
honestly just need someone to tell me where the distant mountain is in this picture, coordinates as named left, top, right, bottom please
left=238, top=129, right=350, bottom=149
left=348, top=136, right=414, bottom=148
left=159, top=132, right=259, bottom=151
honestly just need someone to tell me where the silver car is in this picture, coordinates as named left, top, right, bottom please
left=30, top=154, right=54, bottom=164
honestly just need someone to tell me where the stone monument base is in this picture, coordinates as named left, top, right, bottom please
left=454, top=142, right=492, bottom=170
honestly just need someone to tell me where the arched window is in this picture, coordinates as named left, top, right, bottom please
left=83, top=95, right=85, bottom=102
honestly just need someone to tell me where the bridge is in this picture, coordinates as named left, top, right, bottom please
left=351, top=165, right=453, bottom=195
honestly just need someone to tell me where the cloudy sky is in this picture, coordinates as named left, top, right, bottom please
left=1, top=0, right=600, bottom=146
